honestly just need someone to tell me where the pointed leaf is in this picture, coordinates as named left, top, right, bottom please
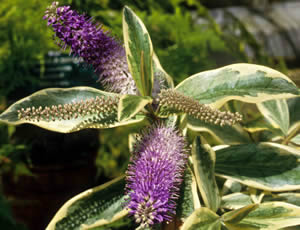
left=177, top=167, right=198, bottom=220
left=192, top=136, right=221, bottom=212
left=287, top=97, right=300, bottom=143
left=152, top=53, right=174, bottom=90
left=291, top=134, right=300, bottom=147
left=243, top=116, right=282, bottom=134
left=81, top=216, right=133, bottom=230
left=257, top=99, right=290, bottom=135
left=187, top=116, right=251, bottom=145
left=176, top=64, right=299, bottom=109
left=223, top=204, right=258, bottom=224
left=118, top=94, right=152, bottom=122
left=288, top=97, right=300, bottom=131
left=221, top=193, right=253, bottom=210
left=181, top=208, right=221, bottom=230
left=214, top=143, right=300, bottom=191
left=224, top=202, right=300, bottom=230
left=46, top=176, right=131, bottom=230
left=263, top=193, right=300, bottom=207
left=123, top=6, right=153, bottom=96
left=0, top=87, right=145, bottom=133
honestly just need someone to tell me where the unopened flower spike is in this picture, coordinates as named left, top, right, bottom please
left=125, top=123, right=188, bottom=228
left=17, top=96, right=118, bottom=123
left=157, top=89, right=243, bottom=126
left=44, top=2, right=137, bottom=95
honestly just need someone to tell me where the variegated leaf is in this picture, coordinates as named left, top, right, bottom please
left=221, top=193, right=253, bottom=210
left=118, top=94, right=152, bottom=122
left=152, top=53, right=174, bottom=90
left=46, top=176, right=133, bottom=230
left=243, top=116, right=282, bottom=134
left=257, top=99, right=290, bottom=136
left=223, top=204, right=258, bottom=224
left=291, top=134, right=300, bottom=149
left=180, top=208, right=221, bottom=230
left=176, top=167, right=198, bottom=220
left=192, top=136, right=221, bottom=212
left=176, top=64, right=299, bottom=109
left=214, top=143, right=300, bottom=191
left=123, top=6, right=153, bottom=96
left=287, top=97, right=300, bottom=145
left=224, top=202, right=300, bottom=230
left=288, top=97, right=300, bottom=132
left=263, top=193, right=300, bottom=207
left=0, top=87, right=145, bottom=133
left=187, top=116, right=251, bottom=145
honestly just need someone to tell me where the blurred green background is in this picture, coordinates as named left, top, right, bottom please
left=0, top=0, right=299, bottom=229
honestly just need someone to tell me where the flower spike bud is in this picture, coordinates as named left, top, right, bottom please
left=157, top=89, right=242, bottom=126
left=44, top=2, right=137, bottom=95
left=126, top=123, right=188, bottom=228
left=17, top=96, right=118, bottom=122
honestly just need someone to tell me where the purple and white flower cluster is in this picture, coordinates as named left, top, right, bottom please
left=126, top=123, right=187, bottom=228
left=44, top=2, right=137, bottom=94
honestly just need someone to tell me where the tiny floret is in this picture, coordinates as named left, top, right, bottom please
left=126, top=123, right=187, bottom=228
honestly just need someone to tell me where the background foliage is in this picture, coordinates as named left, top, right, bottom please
left=0, top=0, right=297, bottom=229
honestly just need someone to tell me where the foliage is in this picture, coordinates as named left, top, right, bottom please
left=0, top=124, right=32, bottom=178
left=0, top=194, right=28, bottom=230
left=65, top=0, right=239, bottom=84
left=68, top=0, right=284, bottom=85
left=1, top=2, right=300, bottom=230
left=0, top=0, right=58, bottom=97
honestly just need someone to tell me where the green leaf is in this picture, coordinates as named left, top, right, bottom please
left=81, top=217, right=133, bottom=230
left=223, top=204, right=258, bottom=224
left=0, top=194, right=16, bottom=228
left=118, top=94, right=152, bottom=122
left=181, top=208, right=221, bottom=230
left=291, top=134, right=300, bottom=147
left=152, top=53, right=174, bottom=89
left=46, top=176, right=130, bottom=230
left=192, top=136, right=221, bottom=212
left=177, top=167, right=197, bottom=220
left=0, top=87, right=145, bottom=133
left=187, top=116, right=251, bottom=145
left=287, top=97, right=300, bottom=143
left=257, top=99, right=290, bottom=136
left=221, top=193, right=253, bottom=210
left=176, top=64, right=299, bottom=109
left=243, top=116, right=282, bottom=134
left=288, top=97, right=300, bottom=131
left=224, top=202, right=300, bottom=230
left=123, top=6, right=153, bottom=96
left=263, top=193, right=300, bottom=207
left=214, top=143, right=300, bottom=191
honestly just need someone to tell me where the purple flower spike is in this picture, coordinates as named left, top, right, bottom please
left=126, top=123, right=187, bottom=228
left=44, top=2, right=137, bottom=94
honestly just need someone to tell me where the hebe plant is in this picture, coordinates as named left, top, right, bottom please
left=1, top=2, right=300, bottom=230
